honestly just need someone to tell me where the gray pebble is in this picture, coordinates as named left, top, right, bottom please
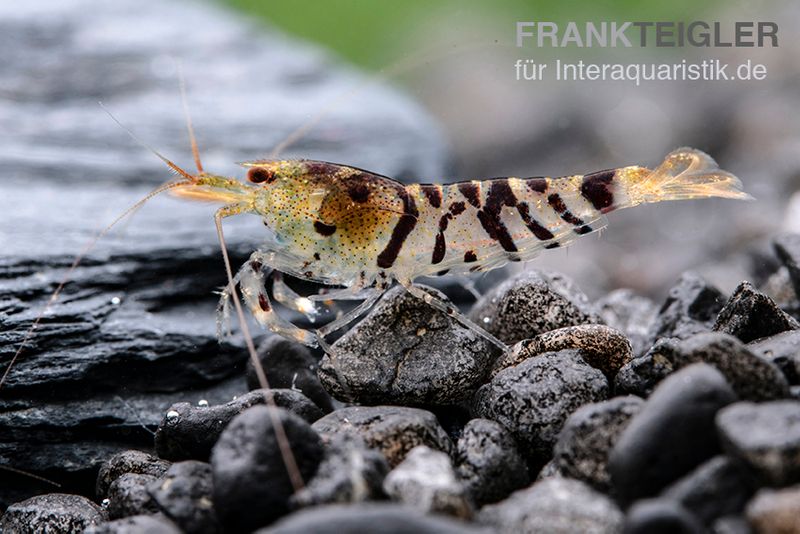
left=596, top=289, right=659, bottom=357
left=553, top=395, right=644, bottom=492
left=212, top=406, right=324, bottom=531
left=615, top=332, right=789, bottom=401
left=478, top=477, right=624, bottom=534
left=713, top=281, right=800, bottom=343
left=155, top=388, right=323, bottom=461
left=147, top=461, right=220, bottom=534
left=473, top=350, right=609, bottom=461
left=711, top=515, right=753, bottom=534
left=748, top=330, right=800, bottom=384
left=716, top=400, right=800, bottom=486
left=383, top=445, right=473, bottom=519
left=290, top=433, right=389, bottom=508
left=311, top=405, right=453, bottom=467
left=318, top=285, right=499, bottom=405
left=468, top=269, right=601, bottom=344
left=96, top=450, right=171, bottom=499
left=647, top=272, right=725, bottom=345
left=661, top=456, right=755, bottom=526
left=246, top=336, right=333, bottom=412
left=745, top=486, right=800, bottom=534
left=84, top=514, right=182, bottom=534
left=609, top=364, right=737, bottom=505
left=106, top=473, right=159, bottom=519
left=492, top=324, right=632, bottom=379
left=0, top=493, right=105, bottom=533
left=455, top=418, right=530, bottom=505
left=773, top=233, right=800, bottom=298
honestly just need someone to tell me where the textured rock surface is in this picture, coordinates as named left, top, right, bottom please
left=473, top=350, right=609, bottom=461
left=478, top=477, right=624, bottom=534
left=609, top=364, right=737, bottom=505
left=713, top=281, right=800, bottom=343
left=468, top=270, right=602, bottom=344
left=106, top=473, right=159, bottom=520
left=748, top=330, right=800, bottom=385
left=455, top=418, right=529, bottom=506
left=0, top=0, right=447, bottom=508
left=96, top=450, right=171, bottom=499
left=0, top=493, right=105, bottom=533
left=318, top=285, right=499, bottom=405
left=553, top=395, right=644, bottom=492
left=646, top=272, right=726, bottom=344
left=311, top=406, right=453, bottom=467
left=595, top=289, right=659, bottom=357
left=84, top=515, right=182, bottom=534
left=147, top=461, right=220, bottom=534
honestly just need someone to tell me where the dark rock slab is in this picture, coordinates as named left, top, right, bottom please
left=455, top=418, right=529, bottom=506
left=96, top=450, right=171, bottom=499
left=615, top=332, right=789, bottom=401
left=147, top=461, right=220, bottom=534
left=84, top=514, right=182, bottom=534
left=647, top=272, right=725, bottom=344
left=246, top=336, right=333, bottom=412
left=0, top=493, right=105, bottom=533
left=468, top=269, right=602, bottom=344
left=154, top=388, right=322, bottom=461
left=553, top=395, right=644, bottom=492
left=290, top=433, right=388, bottom=508
left=623, top=499, right=705, bottom=534
left=713, top=281, right=800, bottom=343
left=383, top=445, right=473, bottom=519
left=318, top=285, right=499, bottom=406
left=748, top=329, right=800, bottom=385
left=0, top=0, right=447, bottom=506
left=311, top=405, right=453, bottom=467
left=596, top=289, right=659, bottom=357
left=609, top=363, right=737, bottom=505
left=478, top=477, right=624, bottom=534
left=211, top=406, right=324, bottom=531
left=259, top=503, right=488, bottom=534
left=746, top=486, right=800, bottom=534
left=472, top=350, right=609, bottom=462
left=716, top=400, right=800, bottom=486
left=106, top=473, right=159, bottom=520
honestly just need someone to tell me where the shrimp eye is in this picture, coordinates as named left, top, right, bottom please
left=247, top=167, right=276, bottom=184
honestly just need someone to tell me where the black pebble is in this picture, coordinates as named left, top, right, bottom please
left=713, top=281, right=800, bottom=343
left=147, top=461, right=220, bottom=534
left=623, top=499, right=705, bottom=534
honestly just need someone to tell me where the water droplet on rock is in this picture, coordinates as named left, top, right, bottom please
left=110, top=296, right=121, bottom=305
left=166, top=410, right=180, bottom=422
left=198, top=399, right=208, bottom=407
left=101, top=498, right=110, bottom=508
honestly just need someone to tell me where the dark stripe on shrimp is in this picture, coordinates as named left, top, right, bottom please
left=431, top=202, right=468, bottom=264
left=580, top=170, right=616, bottom=212
left=458, top=182, right=482, bottom=208
left=476, top=179, right=518, bottom=252
left=376, top=187, right=419, bottom=269
left=526, top=177, right=548, bottom=194
left=464, top=250, right=478, bottom=263
left=516, top=202, right=555, bottom=241
left=314, top=221, right=337, bottom=236
left=548, top=193, right=585, bottom=227
left=258, top=293, right=271, bottom=311
left=421, top=184, right=443, bottom=208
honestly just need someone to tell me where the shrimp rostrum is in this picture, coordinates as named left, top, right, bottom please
left=167, top=148, right=750, bottom=350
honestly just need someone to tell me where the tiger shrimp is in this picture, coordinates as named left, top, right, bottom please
left=166, top=147, right=751, bottom=352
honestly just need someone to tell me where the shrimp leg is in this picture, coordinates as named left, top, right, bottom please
left=398, top=280, right=509, bottom=354
left=272, top=272, right=327, bottom=324
left=315, top=288, right=384, bottom=339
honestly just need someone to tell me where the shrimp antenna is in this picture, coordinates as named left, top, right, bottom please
left=177, top=62, right=204, bottom=174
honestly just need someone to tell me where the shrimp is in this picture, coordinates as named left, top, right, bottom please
left=167, top=147, right=751, bottom=351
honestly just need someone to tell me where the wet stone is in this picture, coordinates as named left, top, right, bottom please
left=609, top=364, right=737, bottom=505
left=553, top=395, right=644, bottom=492
left=147, top=461, right=220, bottom=534
left=155, top=388, right=323, bottom=461
left=478, top=477, right=624, bottom=534
left=623, top=499, right=705, bottom=534
left=661, top=456, right=755, bottom=526
left=0, top=493, right=105, bottom=533
left=472, top=350, right=609, bottom=461
left=311, top=405, right=453, bottom=467
left=468, top=269, right=602, bottom=345
left=259, top=503, right=487, bottom=534
left=647, top=272, right=725, bottom=344
left=596, top=289, right=659, bottom=357
left=383, top=445, right=473, bottom=519
left=106, top=473, right=159, bottom=520
left=211, top=406, right=324, bottom=532
left=246, top=336, right=333, bottom=412
left=318, top=285, right=499, bottom=406
left=773, top=233, right=800, bottom=298
left=84, top=514, right=182, bottom=534
left=748, top=330, right=800, bottom=385
left=713, top=281, right=800, bottom=343
left=492, top=324, right=633, bottom=380
left=96, top=450, right=171, bottom=499
left=615, top=332, right=789, bottom=401
left=455, top=418, right=530, bottom=506
left=290, top=433, right=389, bottom=508
left=711, top=515, right=753, bottom=534
left=716, top=400, right=800, bottom=486
left=745, top=485, right=800, bottom=534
